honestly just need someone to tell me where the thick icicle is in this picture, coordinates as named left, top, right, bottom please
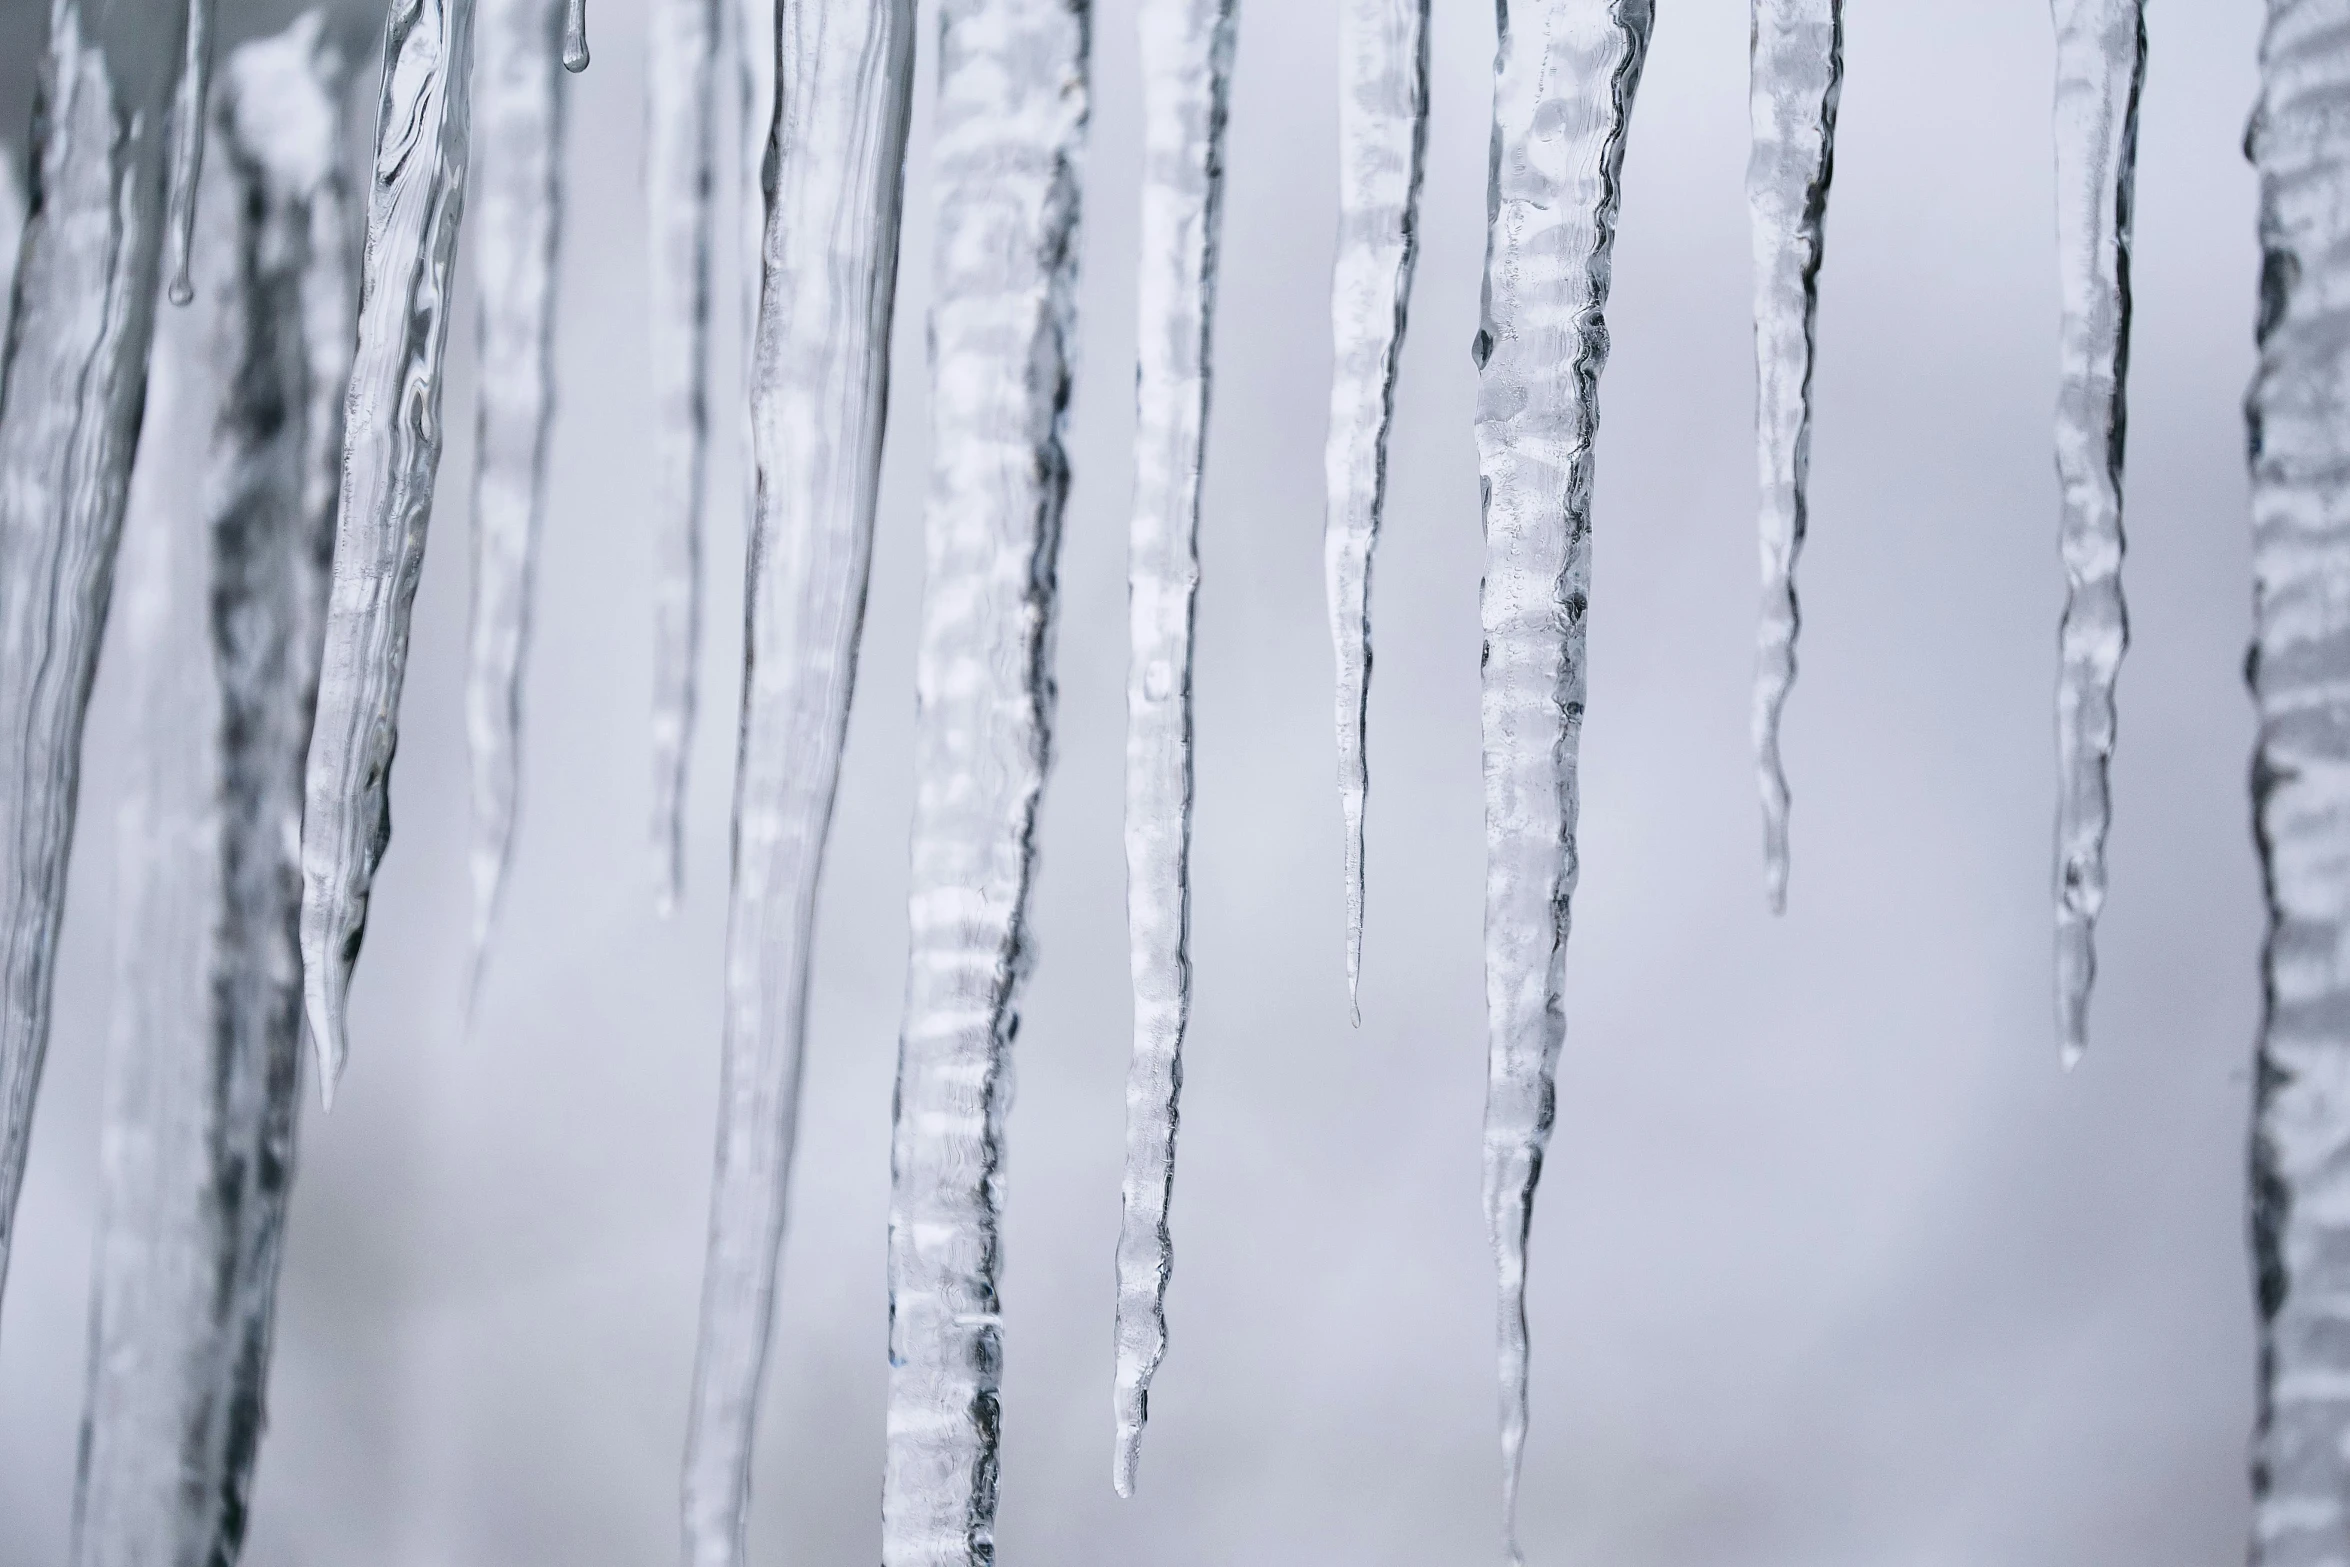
left=1747, top=0, right=1839, bottom=914
left=2048, top=0, right=2145, bottom=1064
left=884, top=5, right=1089, bottom=1561
left=564, top=0, right=589, bottom=71
left=299, top=0, right=477, bottom=1094
left=1323, top=0, right=1427, bottom=1015
left=1113, top=0, right=1238, bottom=1499
left=678, top=2, right=913, bottom=1561
left=0, top=1, right=189, bottom=1302
left=163, top=0, right=218, bottom=307
left=646, top=0, right=719, bottom=913
left=72, top=21, right=355, bottom=1565
left=463, top=0, right=566, bottom=998
left=2247, top=2, right=2350, bottom=1560
left=1474, top=3, right=1649, bottom=1561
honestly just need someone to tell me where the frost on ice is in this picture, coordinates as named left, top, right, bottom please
left=1746, top=0, right=1839, bottom=914
left=74, top=20, right=355, bottom=1563
left=680, top=2, right=913, bottom=1560
left=1324, top=0, right=1428, bottom=1014
left=1473, top=1, right=1649, bottom=1560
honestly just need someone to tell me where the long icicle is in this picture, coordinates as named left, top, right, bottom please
left=2049, top=0, right=2145, bottom=1064
left=1747, top=0, right=1839, bottom=914
left=1324, top=0, right=1428, bottom=1017
left=647, top=0, right=719, bottom=913
left=464, top=0, right=567, bottom=1000
left=678, top=2, right=914, bottom=1560
left=2246, top=1, right=2350, bottom=1559
left=163, top=0, right=218, bottom=307
left=0, top=0, right=190, bottom=1303
left=300, top=0, right=478, bottom=1095
left=1474, top=3, right=1650, bottom=1562
left=884, top=4, right=1089, bottom=1560
left=1113, top=0, right=1238, bottom=1499
left=72, top=21, right=356, bottom=1564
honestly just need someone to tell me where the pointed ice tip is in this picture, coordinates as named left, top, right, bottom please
left=167, top=269, right=194, bottom=307
left=2060, top=1039, right=2086, bottom=1073
left=1112, top=1426, right=1140, bottom=1498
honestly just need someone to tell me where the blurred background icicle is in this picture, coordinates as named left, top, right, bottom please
left=2248, top=0, right=2350, bottom=1559
left=883, top=3, right=1088, bottom=1560
left=1112, top=0, right=1236, bottom=1498
left=2049, top=0, right=2145, bottom=1065
left=0, top=0, right=191, bottom=1310
left=162, top=0, right=218, bottom=308
left=646, top=0, right=718, bottom=913
left=71, top=20, right=355, bottom=1564
left=463, top=0, right=567, bottom=1003
left=1323, top=0, right=1427, bottom=1018
left=679, top=1, right=914, bottom=1560
left=1747, top=0, right=1839, bottom=914
left=299, top=0, right=477, bottom=1094
left=1473, top=2, right=1649, bottom=1561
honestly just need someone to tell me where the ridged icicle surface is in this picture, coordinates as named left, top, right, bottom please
left=1473, top=2, right=1649, bottom=1561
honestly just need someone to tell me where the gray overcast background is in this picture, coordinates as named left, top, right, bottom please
left=0, top=1, right=2270, bottom=1562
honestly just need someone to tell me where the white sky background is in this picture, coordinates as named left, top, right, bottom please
left=0, top=1, right=2268, bottom=1562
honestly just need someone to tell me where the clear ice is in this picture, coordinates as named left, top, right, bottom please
left=1473, top=1, right=1649, bottom=1560
left=883, top=5, right=1088, bottom=1561
left=1323, top=0, right=1427, bottom=1015
left=299, top=0, right=477, bottom=1094
left=679, top=1, right=913, bottom=1560
left=564, top=0, right=590, bottom=72
left=2248, top=1, right=2350, bottom=1560
left=0, top=0, right=188, bottom=1302
left=1113, top=0, right=1238, bottom=1499
left=164, top=0, right=219, bottom=308
left=73, top=20, right=355, bottom=1563
left=464, top=0, right=567, bottom=997
left=2049, top=0, right=2145, bottom=1064
left=1747, top=0, right=1840, bottom=914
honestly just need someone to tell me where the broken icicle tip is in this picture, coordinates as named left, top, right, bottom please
left=564, top=0, right=589, bottom=72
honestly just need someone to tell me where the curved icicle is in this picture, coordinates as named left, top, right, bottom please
left=2048, top=0, right=2144, bottom=1064
left=2246, top=2, right=2350, bottom=1559
left=0, top=1, right=188, bottom=1304
left=298, top=0, right=477, bottom=1096
left=677, top=2, right=914, bottom=1561
left=883, top=4, right=1089, bottom=1559
left=1113, top=0, right=1238, bottom=1500
left=1747, top=0, right=1840, bottom=914
left=72, top=21, right=356, bottom=1564
left=463, top=0, right=566, bottom=1002
left=1323, top=0, right=1427, bottom=1016
left=1473, top=3, right=1650, bottom=1561
left=647, top=0, right=718, bottom=914
left=163, top=0, right=218, bottom=307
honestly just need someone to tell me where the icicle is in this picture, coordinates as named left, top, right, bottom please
left=1323, top=0, right=1427, bottom=1017
left=72, top=21, right=355, bottom=1564
left=883, top=5, right=1089, bottom=1561
left=564, top=0, right=590, bottom=71
left=464, top=0, right=567, bottom=1001
left=299, top=0, right=477, bottom=1095
left=678, top=1, right=913, bottom=1560
left=0, top=1, right=190, bottom=1301
left=163, top=0, right=217, bottom=307
left=1747, top=0, right=1839, bottom=915
left=647, top=0, right=719, bottom=914
left=1113, top=0, right=1238, bottom=1500
left=1474, top=2, right=1650, bottom=1561
left=2247, top=2, right=2350, bottom=1559
left=0, top=145, right=25, bottom=359
left=2048, top=0, right=2144, bottom=1065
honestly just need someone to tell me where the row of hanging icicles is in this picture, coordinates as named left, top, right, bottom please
left=0, top=0, right=2334, bottom=1563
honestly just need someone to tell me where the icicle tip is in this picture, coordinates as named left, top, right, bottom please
left=562, top=0, right=589, bottom=72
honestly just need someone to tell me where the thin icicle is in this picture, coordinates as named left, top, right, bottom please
left=300, top=0, right=477, bottom=1095
left=0, top=1, right=188, bottom=1302
left=564, top=0, right=590, bottom=71
left=464, top=0, right=566, bottom=1000
left=1324, top=0, right=1427, bottom=1018
left=884, top=5, right=1088, bottom=1561
left=679, top=2, right=913, bottom=1561
left=2247, top=2, right=2350, bottom=1560
left=1113, top=0, right=1237, bottom=1500
left=1747, top=0, right=1839, bottom=914
left=164, top=0, right=218, bottom=307
left=73, top=21, right=355, bottom=1565
left=0, top=144, right=25, bottom=357
left=2048, top=0, right=2144, bottom=1064
left=647, top=0, right=719, bottom=914
left=1474, top=3, right=1650, bottom=1561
